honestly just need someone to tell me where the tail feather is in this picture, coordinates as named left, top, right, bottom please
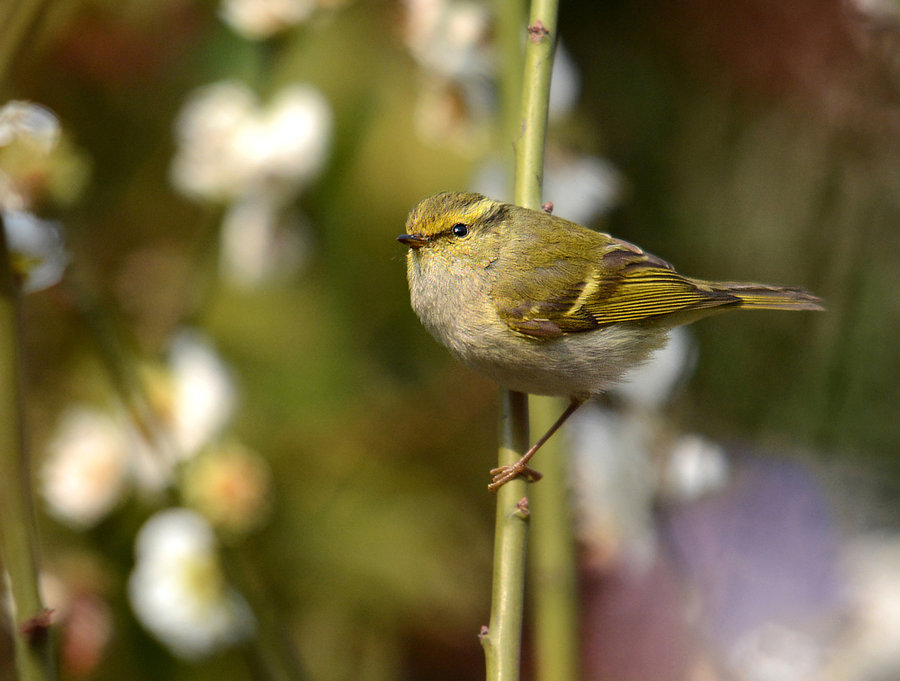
left=714, top=282, right=825, bottom=312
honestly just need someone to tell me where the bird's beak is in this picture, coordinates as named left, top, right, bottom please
left=397, top=233, right=430, bottom=250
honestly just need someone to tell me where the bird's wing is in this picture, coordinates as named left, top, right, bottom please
left=492, top=236, right=740, bottom=339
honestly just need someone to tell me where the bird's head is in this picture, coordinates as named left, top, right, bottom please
left=397, top=192, right=508, bottom=266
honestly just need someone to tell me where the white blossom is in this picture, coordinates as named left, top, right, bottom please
left=220, top=0, right=315, bottom=39
left=128, top=509, right=254, bottom=659
left=832, top=535, right=900, bottom=678
left=3, top=210, right=68, bottom=292
left=43, top=330, right=238, bottom=518
left=660, top=434, right=729, bottom=502
left=0, top=101, right=69, bottom=292
left=614, top=327, right=695, bottom=410
left=182, top=443, right=273, bottom=536
left=549, top=42, right=581, bottom=121
left=171, top=81, right=331, bottom=202
left=848, top=0, right=900, bottom=23
left=569, top=405, right=659, bottom=570
left=0, top=101, right=60, bottom=152
left=404, top=0, right=494, bottom=150
left=729, top=622, right=821, bottom=681
left=473, top=154, right=625, bottom=225
left=167, top=330, right=237, bottom=458
left=403, top=0, right=493, bottom=80
left=41, top=408, right=132, bottom=528
left=170, top=83, right=256, bottom=201
left=219, top=195, right=309, bottom=288
left=0, top=100, right=87, bottom=212
left=542, top=155, right=625, bottom=226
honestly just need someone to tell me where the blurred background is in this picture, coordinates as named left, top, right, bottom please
left=1, top=0, right=899, bottom=680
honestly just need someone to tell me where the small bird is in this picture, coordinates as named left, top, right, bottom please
left=397, top=192, right=823, bottom=491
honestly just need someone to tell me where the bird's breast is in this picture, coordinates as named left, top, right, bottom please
left=406, top=252, right=670, bottom=399
left=407, top=252, right=496, bottom=360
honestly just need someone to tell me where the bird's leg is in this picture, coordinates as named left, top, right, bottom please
left=488, top=398, right=585, bottom=492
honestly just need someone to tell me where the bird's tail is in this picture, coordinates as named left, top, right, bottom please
left=714, top=282, right=825, bottom=312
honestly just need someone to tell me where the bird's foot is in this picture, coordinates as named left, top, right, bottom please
left=487, top=463, right=543, bottom=492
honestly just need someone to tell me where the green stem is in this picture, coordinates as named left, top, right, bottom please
left=513, top=2, right=580, bottom=673
left=0, top=0, right=49, bottom=88
left=0, top=217, right=58, bottom=681
left=482, top=390, right=530, bottom=681
left=528, top=396, right=580, bottom=681
left=484, top=1, right=560, bottom=680
left=513, top=0, right=559, bottom=212
left=494, top=0, right=526, bottom=198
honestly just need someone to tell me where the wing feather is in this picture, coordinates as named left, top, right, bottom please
left=494, top=238, right=740, bottom=339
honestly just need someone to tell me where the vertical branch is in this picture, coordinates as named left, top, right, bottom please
left=528, top=397, right=580, bottom=681
left=0, top=217, right=58, bottom=681
left=513, top=0, right=559, bottom=212
left=0, top=0, right=50, bottom=87
left=483, top=1, right=560, bottom=681
left=494, top=0, right=526, bottom=199
left=483, top=390, right=530, bottom=681
left=512, top=2, right=581, bottom=675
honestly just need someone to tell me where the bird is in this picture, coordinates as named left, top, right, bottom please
left=397, top=191, right=823, bottom=491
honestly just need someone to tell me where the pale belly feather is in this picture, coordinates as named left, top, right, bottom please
left=407, top=254, right=669, bottom=399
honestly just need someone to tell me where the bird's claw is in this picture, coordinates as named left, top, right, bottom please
left=487, top=464, right=543, bottom=492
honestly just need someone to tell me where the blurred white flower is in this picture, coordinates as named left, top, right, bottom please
left=167, top=330, right=237, bottom=458
left=729, top=622, right=820, bottom=681
left=549, top=42, right=581, bottom=121
left=0, top=102, right=69, bottom=292
left=0, top=100, right=88, bottom=212
left=849, top=0, right=900, bottom=23
left=571, top=413, right=731, bottom=569
left=473, top=153, right=625, bottom=224
left=0, top=174, right=23, bottom=212
left=171, top=81, right=331, bottom=202
left=614, top=327, right=695, bottom=410
left=41, top=408, right=131, bottom=528
left=128, top=509, right=254, bottom=659
left=219, top=195, right=309, bottom=288
left=170, top=83, right=256, bottom=201
left=568, top=329, right=721, bottom=568
left=42, top=330, right=238, bottom=524
left=831, top=535, right=900, bottom=679
left=0, top=101, right=60, bottom=152
left=403, top=0, right=493, bottom=80
left=3, top=210, right=68, bottom=292
left=660, top=434, right=729, bottom=502
left=220, top=0, right=315, bottom=39
left=182, top=443, right=273, bottom=537
left=542, top=155, right=625, bottom=226
left=404, top=0, right=496, bottom=151
left=569, top=405, right=659, bottom=571
left=412, top=78, right=492, bottom=153
left=232, top=84, right=331, bottom=191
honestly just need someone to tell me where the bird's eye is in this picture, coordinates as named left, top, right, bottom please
left=450, top=223, right=469, bottom=238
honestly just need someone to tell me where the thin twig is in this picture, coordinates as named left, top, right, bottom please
left=483, top=1, right=561, bottom=680
left=0, top=0, right=50, bottom=87
left=494, top=0, right=527, bottom=196
left=513, top=0, right=559, bottom=213
left=0, top=216, right=58, bottom=681
left=529, top=397, right=580, bottom=681
left=483, top=391, right=530, bottom=681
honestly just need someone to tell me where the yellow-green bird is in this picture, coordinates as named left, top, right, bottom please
left=398, top=192, right=823, bottom=490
